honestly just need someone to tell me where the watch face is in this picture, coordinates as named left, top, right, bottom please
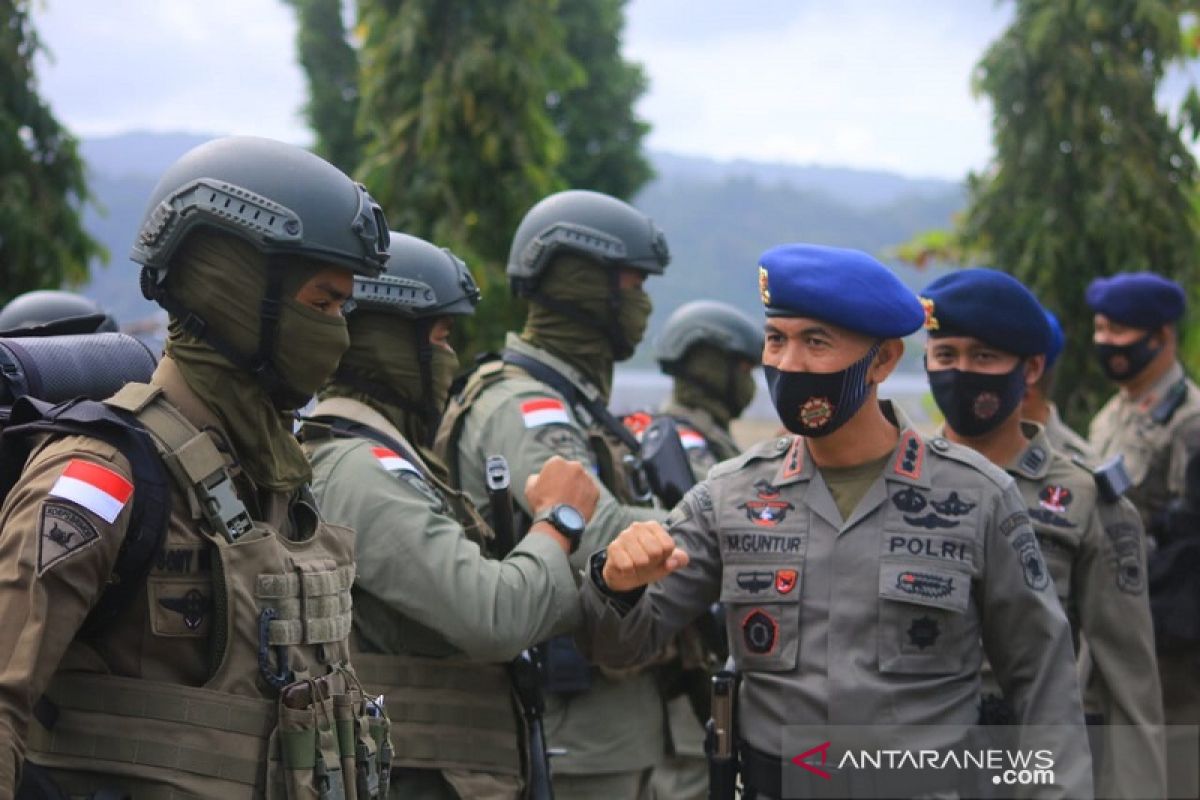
left=555, top=505, right=586, bottom=533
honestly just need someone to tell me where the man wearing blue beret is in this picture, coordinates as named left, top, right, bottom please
left=575, top=244, right=1092, bottom=799
left=1021, top=309, right=1096, bottom=461
left=922, top=268, right=1165, bottom=799
left=1087, top=270, right=1200, bottom=796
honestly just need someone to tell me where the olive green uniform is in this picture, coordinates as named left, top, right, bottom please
left=997, top=422, right=1164, bottom=797
left=1089, top=360, right=1200, bottom=795
left=661, top=398, right=742, bottom=482
left=1042, top=403, right=1096, bottom=463
left=305, top=397, right=582, bottom=799
left=0, top=358, right=380, bottom=798
left=580, top=401, right=1093, bottom=798
left=439, top=333, right=669, bottom=797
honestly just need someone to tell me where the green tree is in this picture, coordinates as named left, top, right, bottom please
left=551, top=0, right=652, bottom=199
left=355, top=0, right=581, bottom=356
left=284, top=0, right=362, bottom=173
left=961, top=0, right=1199, bottom=427
left=0, top=0, right=104, bottom=304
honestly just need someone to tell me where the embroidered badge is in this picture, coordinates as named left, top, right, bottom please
left=1012, top=531, right=1050, bottom=591
left=1038, top=485, right=1072, bottom=514
left=759, top=265, right=771, bottom=305
left=892, top=486, right=927, bottom=513
left=903, top=512, right=960, bottom=530
left=37, top=501, right=101, bottom=575
left=678, top=427, right=707, bottom=450
left=972, top=392, right=1001, bottom=421
left=781, top=437, right=805, bottom=479
left=798, top=396, right=835, bottom=430
left=520, top=397, right=571, bottom=428
left=1029, top=508, right=1076, bottom=529
left=371, top=446, right=419, bottom=475
left=775, top=568, right=799, bottom=595
left=157, top=588, right=211, bottom=631
left=930, top=491, right=975, bottom=516
left=893, top=431, right=924, bottom=479
left=907, top=616, right=941, bottom=650
left=896, top=570, right=955, bottom=600
left=48, top=459, right=133, bottom=524
left=920, top=297, right=939, bottom=331
left=739, top=479, right=796, bottom=526
left=998, top=510, right=1030, bottom=537
left=1104, top=521, right=1145, bottom=595
left=742, top=608, right=778, bottom=655
left=736, top=570, right=773, bottom=593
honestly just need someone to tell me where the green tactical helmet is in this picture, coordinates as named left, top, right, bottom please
left=656, top=300, right=763, bottom=368
left=131, top=136, right=389, bottom=282
left=0, top=290, right=117, bottom=333
left=352, top=232, right=480, bottom=319
left=507, top=189, right=670, bottom=293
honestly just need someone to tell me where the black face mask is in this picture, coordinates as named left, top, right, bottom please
left=764, top=343, right=879, bottom=438
left=1095, top=333, right=1161, bottom=382
left=927, top=362, right=1026, bottom=437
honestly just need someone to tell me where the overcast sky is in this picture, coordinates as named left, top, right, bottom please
left=33, top=1, right=1014, bottom=180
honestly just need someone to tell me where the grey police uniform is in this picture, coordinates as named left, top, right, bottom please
left=1042, top=403, right=1096, bottom=463
left=580, top=401, right=1094, bottom=798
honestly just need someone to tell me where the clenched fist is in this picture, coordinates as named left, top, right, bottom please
left=525, top=455, right=600, bottom=521
left=602, top=521, right=689, bottom=592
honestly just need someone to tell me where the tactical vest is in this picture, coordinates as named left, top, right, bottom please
left=26, top=384, right=391, bottom=800
left=301, top=417, right=524, bottom=780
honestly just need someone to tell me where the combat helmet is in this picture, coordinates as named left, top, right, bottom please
left=656, top=300, right=762, bottom=367
left=507, top=190, right=669, bottom=358
left=0, top=290, right=117, bottom=334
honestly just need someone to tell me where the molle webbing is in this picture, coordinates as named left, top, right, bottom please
left=28, top=672, right=275, bottom=789
left=351, top=653, right=521, bottom=775
left=257, top=564, right=355, bottom=646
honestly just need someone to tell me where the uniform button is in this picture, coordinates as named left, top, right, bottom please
left=776, top=438, right=789, bottom=451
left=930, top=437, right=949, bottom=452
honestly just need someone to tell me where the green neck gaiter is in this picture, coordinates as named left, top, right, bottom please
left=320, top=312, right=459, bottom=462
left=163, top=232, right=349, bottom=491
left=671, top=343, right=757, bottom=428
left=521, top=254, right=652, bottom=399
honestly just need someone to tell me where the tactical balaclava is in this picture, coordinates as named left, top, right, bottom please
left=164, top=231, right=350, bottom=490
left=671, top=342, right=756, bottom=428
left=521, top=253, right=651, bottom=398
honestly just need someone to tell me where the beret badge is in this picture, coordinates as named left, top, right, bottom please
left=759, top=265, right=771, bottom=305
left=920, top=297, right=939, bottom=331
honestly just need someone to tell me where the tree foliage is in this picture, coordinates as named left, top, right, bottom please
left=0, top=0, right=104, bottom=304
left=550, top=0, right=652, bottom=199
left=284, top=0, right=362, bottom=174
left=355, top=0, right=582, bottom=357
left=962, top=0, right=1199, bottom=427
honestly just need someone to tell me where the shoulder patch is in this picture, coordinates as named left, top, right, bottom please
left=397, top=471, right=448, bottom=513
left=926, top=438, right=1012, bottom=488
left=520, top=397, right=571, bottom=428
left=533, top=424, right=591, bottom=463
left=678, top=427, right=707, bottom=451
left=710, top=436, right=791, bottom=480
left=47, top=459, right=133, bottom=523
left=371, top=446, right=420, bottom=476
left=38, top=501, right=102, bottom=575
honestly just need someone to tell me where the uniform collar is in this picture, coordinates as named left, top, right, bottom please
left=771, top=399, right=932, bottom=490
left=1006, top=421, right=1053, bottom=480
left=310, top=396, right=431, bottom=472
left=505, top=332, right=605, bottom=401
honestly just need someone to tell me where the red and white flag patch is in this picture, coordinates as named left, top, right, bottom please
left=48, top=459, right=133, bottom=523
left=371, top=447, right=419, bottom=475
left=679, top=428, right=706, bottom=450
left=520, top=398, right=571, bottom=428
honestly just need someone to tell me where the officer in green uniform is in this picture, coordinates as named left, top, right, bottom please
left=0, top=290, right=118, bottom=333
left=921, top=268, right=1164, bottom=798
left=435, top=190, right=672, bottom=799
left=1020, top=308, right=1095, bottom=462
left=303, top=231, right=599, bottom=799
left=0, top=136, right=393, bottom=798
left=579, top=244, right=1092, bottom=799
left=644, top=299, right=761, bottom=799
left=654, top=299, right=762, bottom=479
left=1086, top=271, right=1200, bottom=797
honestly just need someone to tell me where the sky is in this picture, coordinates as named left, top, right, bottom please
left=32, top=0, right=1015, bottom=180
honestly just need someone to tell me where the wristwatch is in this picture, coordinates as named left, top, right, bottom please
left=533, top=503, right=586, bottom=553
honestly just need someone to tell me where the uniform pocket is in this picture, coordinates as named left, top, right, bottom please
left=877, top=559, right=975, bottom=675
left=720, top=561, right=802, bottom=672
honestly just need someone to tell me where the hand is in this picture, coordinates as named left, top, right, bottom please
left=525, top=456, right=599, bottom=522
left=602, top=521, right=689, bottom=592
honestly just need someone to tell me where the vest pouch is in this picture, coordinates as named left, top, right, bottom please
left=367, top=708, right=392, bottom=797
left=276, top=680, right=346, bottom=800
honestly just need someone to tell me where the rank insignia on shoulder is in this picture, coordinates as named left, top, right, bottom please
left=38, top=501, right=101, bottom=575
left=1091, top=454, right=1132, bottom=502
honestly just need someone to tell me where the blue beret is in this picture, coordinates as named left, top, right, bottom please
left=1085, top=272, right=1185, bottom=329
left=1043, top=309, right=1065, bottom=368
left=919, top=268, right=1051, bottom=357
left=757, top=244, right=924, bottom=338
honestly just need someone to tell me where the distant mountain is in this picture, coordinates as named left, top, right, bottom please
left=71, top=132, right=964, bottom=354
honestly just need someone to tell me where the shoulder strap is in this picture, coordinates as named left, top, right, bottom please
left=433, top=356, right=509, bottom=486
left=1151, top=379, right=1189, bottom=426
left=1, top=395, right=171, bottom=636
left=501, top=349, right=641, bottom=454
left=303, top=415, right=427, bottom=480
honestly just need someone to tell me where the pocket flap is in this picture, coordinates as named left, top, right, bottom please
left=878, top=560, right=970, bottom=613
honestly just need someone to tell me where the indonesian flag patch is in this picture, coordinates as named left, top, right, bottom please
left=679, top=427, right=706, bottom=450
left=520, top=398, right=571, bottom=428
left=48, top=459, right=133, bottom=524
left=371, top=447, right=419, bottom=475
